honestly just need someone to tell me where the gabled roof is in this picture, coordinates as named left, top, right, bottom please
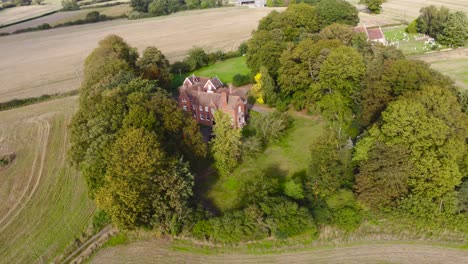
left=367, top=27, right=385, bottom=40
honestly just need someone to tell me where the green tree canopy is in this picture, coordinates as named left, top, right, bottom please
left=247, top=29, right=287, bottom=78
left=316, top=0, right=359, bottom=28
left=211, top=111, right=242, bottom=177
left=138, top=46, right=172, bottom=88
left=438, top=11, right=468, bottom=47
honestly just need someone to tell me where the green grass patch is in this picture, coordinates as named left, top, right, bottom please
left=193, top=56, right=250, bottom=84
left=205, top=115, right=323, bottom=212
left=383, top=26, right=446, bottom=55
left=102, top=233, right=128, bottom=249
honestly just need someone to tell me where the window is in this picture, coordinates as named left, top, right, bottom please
left=182, top=97, right=186, bottom=102
left=200, top=114, right=204, bottom=120
left=238, top=105, right=242, bottom=113
left=199, top=105, right=203, bottom=111
left=205, top=106, right=209, bottom=112
left=183, top=105, right=188, bottom=111
left=211, top=108, right=215, bottom=114
left=206, top=115, right=210, bottom=121
left=193, top=114, right=196, bottom=119
left=193, top=105, right=196, bottom=110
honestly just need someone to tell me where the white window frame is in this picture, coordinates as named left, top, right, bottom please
left=205, top=106, right=209, bottom=112
left=182, top=97, right=187, bottom=102
left=200, top=114, right=204, bottom=120
left=238, top=105, right=242, bottom=113
left=199, top=105, right=203, bottom=111
left=183, top=105, right=188, bottom=111
left=193, top=105, right=196, bottom=110
left=211, top=108, right=215, bottom=114
left=206, top=115, right=210, bottom=121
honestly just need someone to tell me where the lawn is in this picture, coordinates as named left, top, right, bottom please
left=383, top=26, right=445, bottom=55
left=204, top=114, right=323, bottom=212
left=193, top=56, right=250, bottom=84
left=431, top=58, right=468, bottom=90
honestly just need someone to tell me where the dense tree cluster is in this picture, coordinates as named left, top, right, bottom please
left=130, top=0, right=222, bottom=17
left=359, top=0, right=386, bottom=14
left=70, top=35, right=206, bottom=231
left=414, top=5, right=467, bottom=47
left=245, top=3, right=468, bottom=230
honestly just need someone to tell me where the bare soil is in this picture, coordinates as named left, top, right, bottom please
left=0, top=7, right=279, bottom=103
left=90, top=240, right=468, bottom=264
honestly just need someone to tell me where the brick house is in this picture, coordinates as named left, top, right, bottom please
left=178, top=75, right=247, bottom=128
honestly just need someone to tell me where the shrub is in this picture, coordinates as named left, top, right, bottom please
left=248, top=111, right=293, bottom=145
left=62, top=0, right=79, bottom=11
left=37, top=23, right=51, bottom=30
left=170, top=61, right=190, bottom=74
left=284, top=180, right=304, bottom=200
left=224, top=50, right=240, bottom=59
left=275, top=99, right=289, bottom=112
left=238, top=42, right=248, bottom=54
left=86, top=11, right=101, bottom=22
left=184, top=47, right=209, bottom=71
left=232, top=74, right=250, bottom=87
left=92, top=210, right=110, bottom=232
left=406, top=20, right=418, bottom=34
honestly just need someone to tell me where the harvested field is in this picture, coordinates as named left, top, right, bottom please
left=0, top=5, right=60, bottom=27
left=348, top=0, right=468, bottom=26
left=90, top=240, right=468, bottom=264
left=0, top=7, right=280, bottom=103
left=0, top=96, right=95, bottom=263
left=0, top=10, right=86, bottom=34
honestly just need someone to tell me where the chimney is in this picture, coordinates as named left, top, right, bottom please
left=222, top=92, right=227, bottom=108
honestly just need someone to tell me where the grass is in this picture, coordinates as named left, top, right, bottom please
left=383, top=26, right=446, bottom=55
left=0, top=97, right=95, bottom=263
left=205, top=114, right=323, bottom=212
left=51, top=4, right=131, bottom=26
left=193, top=56, right=250, bottom=84
left=430, top=58, right=468, bottom=89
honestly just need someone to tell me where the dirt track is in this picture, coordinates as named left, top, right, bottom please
left=0, top=7, right=278, bottom=103
left=90, top=241, right=468, bottom=264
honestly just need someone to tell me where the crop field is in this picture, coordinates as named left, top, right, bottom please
left=0, top=5, right=60, bottom=27
left=347, top=0, right=468, bottom=26
left=0, top=7, right=279, bottom=103
left=0, top=96, right=95, bottom=263
left=89, top=240, right=468, bottom=264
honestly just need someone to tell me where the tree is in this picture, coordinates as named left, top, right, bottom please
left=95, top=128, right=165, bottom=229
left=258, top=67, right=277, bottom=106
left=184, top=47, right=209, bottom=71
left=316, top=0, right=359, bottom=28
left=148, top=0, right=180, bottom=16
left=359, top=0, right=385, bottom=14
left=61, top=0, right=79, bottom=11
left=247, top=29, right=286, bottom=78
left=438, top=11, right=468, bottom=47
left=319, top=23, right=359, bottom=46
left=354, top=86, right=467, bottom=214
left=138, top=46, right=172, bottom=88
left=416, top=5, right=449, bottom=38
left=249, top=111, right=292, bottom=145
left=355, top=142, right=412, bottom=209
left=131, top=0, right=152, bottom=12
left=34, top=0, right=44, bottom=5
left=211, top=111, right=242, bottom=177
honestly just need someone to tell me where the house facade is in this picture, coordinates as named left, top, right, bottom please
left=178, top=75, right=247, bottom=128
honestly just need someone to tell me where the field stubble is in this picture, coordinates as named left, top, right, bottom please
left=0, top=7, right=279, bottom=103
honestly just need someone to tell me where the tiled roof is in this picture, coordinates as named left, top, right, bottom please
left=367, top=27, right=384, bottom=40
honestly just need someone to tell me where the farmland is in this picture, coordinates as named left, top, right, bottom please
left=412, top=48, right=468, bottom=90
left=89, top=240, right=468, bottom=264
left=0, top=5, right=59, bottom=27
left=0, top=7, right=279, bottom=103
left=0, top=96, right=95, bottom=263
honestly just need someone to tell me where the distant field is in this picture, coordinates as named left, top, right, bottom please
left=412, top=48, right=468, bottom=90
left=0, top=7, right=280, bottom=103
left=0, top=96, right=95, bottom=263
left=348, top=0, right=468, bottom=26
left=0, top=4, right=132, bottom=33
left=205, top=115, right=323, bottom=212
left=0, top=5, right=59, bottom=27
left=89, top=240, right=468, bottom=264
